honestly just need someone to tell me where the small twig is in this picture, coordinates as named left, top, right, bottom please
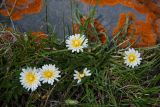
left=3, top=0, right=18, bottom=30
left=45, top=0, right=49, bottom=33
left=39, top=49, right=69, bottom=57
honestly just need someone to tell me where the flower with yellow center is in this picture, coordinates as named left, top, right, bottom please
left=72, top=39, right=82, bottom=48
left=73, top=68, right=91, bottom=83
left=40, top=64, right=61, bottom=85
left=124, top=48, right=142, bottom=68
left=66, top=34, right=88, bottom=53
left=20, top=67, right=41, bottom=91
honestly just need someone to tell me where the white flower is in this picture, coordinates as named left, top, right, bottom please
left=20, top=67, right=41, bottom=92
left=66, top=34, right=88, bottom=53
left=124, top=48, right=142, bottom=68
left=40, top=64, right=61, bottom=85
left=73, top=68, right=91, bottom=83
left=83, top=68, right=91, bottom=76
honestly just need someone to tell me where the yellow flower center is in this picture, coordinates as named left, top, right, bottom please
left=25, top=72, right=37, bottom=85
left=43, top=70, right=55, bottom=79
left=78, top=72, right=85, bottom=80
left=72, top=39, right=82, bottom=48
left=128, top=54, right=137, bottom=62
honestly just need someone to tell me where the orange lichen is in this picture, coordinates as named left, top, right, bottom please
left=0, top=0, right=43, bottom=20
left=146, top=13, right=157, bottom=23
left=135, top=0, right=160, bottom=15
left=131, top=21, right=157, bottom=47
left=80, top=0, right=119, bottom=6
left=131, top=1, right=150, bottom=14
left=118, top=0, right=135, bottom=7
left=140, top=1, right=160, bottom=40
left=73, top=16, right=107, bottom=44
left=154, top=19, right=160, bottom=37
left=115, top=0, right=154, bottom=15
left=146, top=13, right=160, bottom=38
left=113, top=12, right=157, bottom=48
left=117, top=12, right=136, bottom=27
left=80, top=0, right=160, bottom=15
left=31, top=32, right=48, bottom=43
left=113, top=12, right=136, bottom=48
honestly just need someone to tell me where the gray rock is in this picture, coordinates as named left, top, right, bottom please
left=14, top=0, right=146, bottom=38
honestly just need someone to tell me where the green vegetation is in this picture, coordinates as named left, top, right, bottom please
left=0, top=8, right=160, bottom=107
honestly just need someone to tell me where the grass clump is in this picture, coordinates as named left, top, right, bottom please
left=0, top=10, right=160, bottom=107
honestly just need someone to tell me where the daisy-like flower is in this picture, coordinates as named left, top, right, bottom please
left=20, top=67, right=41, bottom=92
left=40, top=64, right=61, bottom=85
left=124, top=48, right=142, bottom=68
left=73, top=68, right=91, bottom=83
left=66, top=34, right=88, bottom=53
